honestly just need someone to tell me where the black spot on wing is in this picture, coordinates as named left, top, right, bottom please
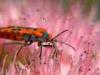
left=40, top=31, right=44, bottom=33
left=12, top=27, right=22, bottom=31
left=9, top=31, right=22, bottom=40
left=33, top=28, right=37, bottom=31
left=24, top=28, right=30, bottom=30
left=1, top=31, right=10, bottom=39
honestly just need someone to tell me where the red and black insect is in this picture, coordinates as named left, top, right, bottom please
left=0, top=26, right=76, bottom=61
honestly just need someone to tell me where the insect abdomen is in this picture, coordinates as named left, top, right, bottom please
left=0, top=29, right=23, bottom=41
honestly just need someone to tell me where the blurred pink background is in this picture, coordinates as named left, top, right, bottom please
left=0, top=0, right=100, bottom=75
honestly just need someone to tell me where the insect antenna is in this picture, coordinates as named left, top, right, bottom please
left=51, top=29, right=76, bottom=51
left=55, top=40, right=77, bottom=51
left=51, top=29, right=71, bottom=41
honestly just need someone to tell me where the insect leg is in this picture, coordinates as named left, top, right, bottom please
left=51, top=42, right=59, bottom=60
left=39, top=44, right=43, bottom=63
left=2, top=42, right=29, bottom=56
left=56, top=41, right=77, bottom=51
